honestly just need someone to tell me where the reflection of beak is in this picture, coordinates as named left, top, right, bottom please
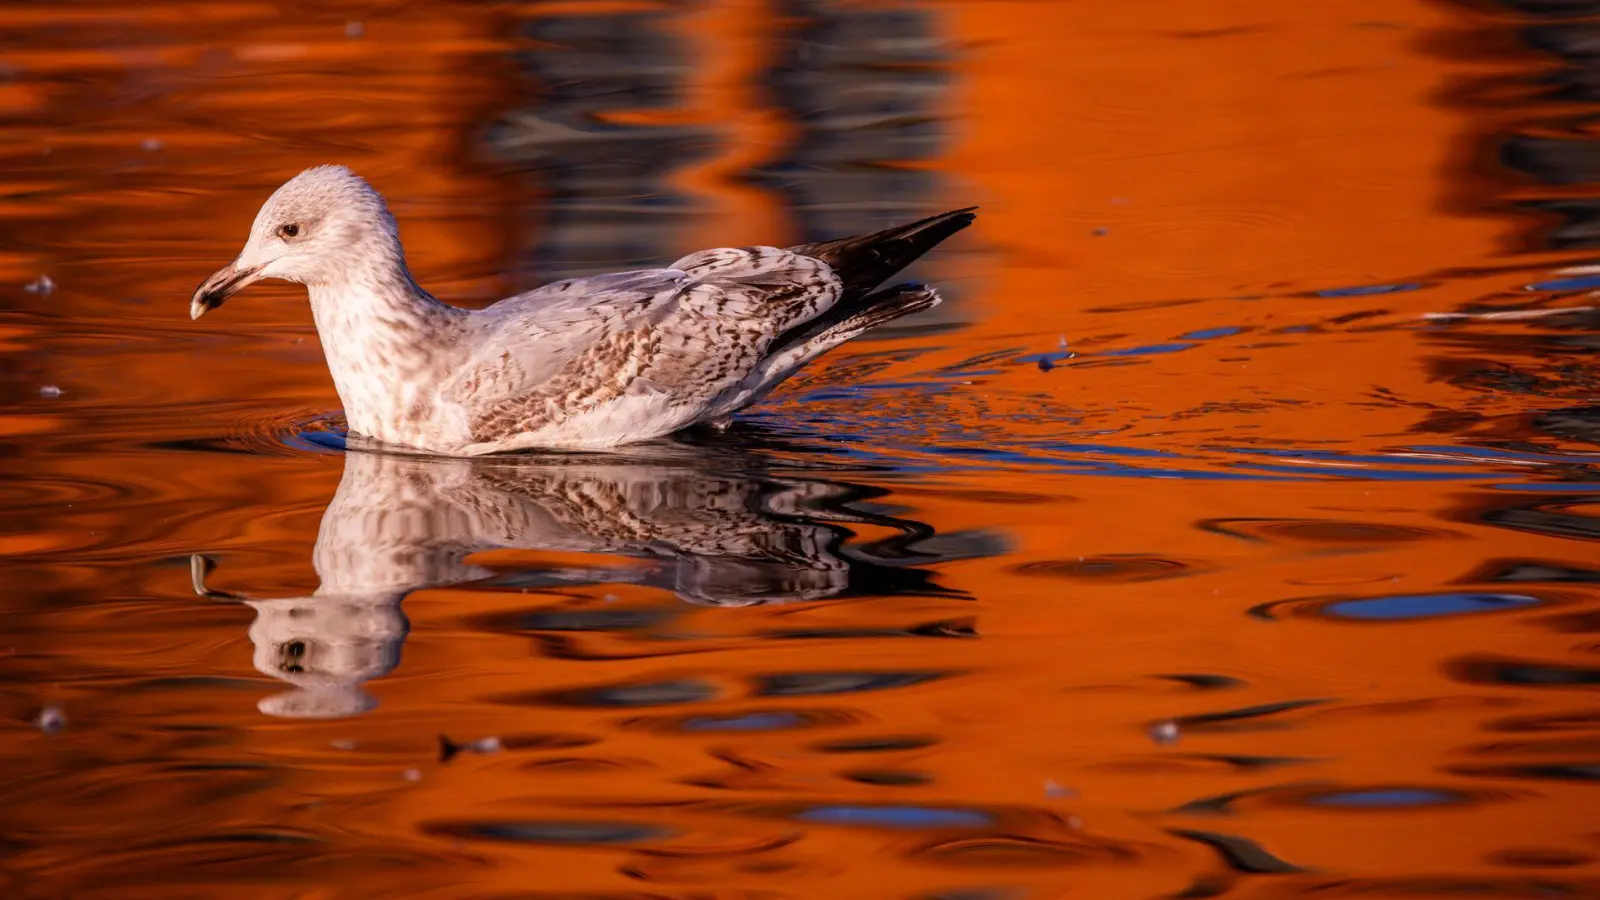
left=190, top=261, right=263, bottom=320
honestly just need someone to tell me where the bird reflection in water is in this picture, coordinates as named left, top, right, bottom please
left=191, top=434, right=1004, bottom=718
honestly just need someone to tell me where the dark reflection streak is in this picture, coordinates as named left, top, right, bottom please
left=488, top=11, right=710, bottom=282
left=494, top=609, right=676, bottom=633
left=1469, top=559, right=1600, bottom=584
left=1167, top=829, right=1309, bottom=875
left=1196, top=517, right=1447, bottom=545
left=1171, top=789, right=1259, bottom=816
left=1169, top=784, right=1323, bottom=816
left=632, top=832, right=804, bottom=859
left=813, top=735, right=940, bottom=753
left=1018, top=556, right=1198, bottom=583
left=1475, top=495, right=1600, bottom=541
left=1449, top=655, right=1600, bottom=687
left=1188, top=754, right=1320, bottom=771
left=763, top=617, right=979, bottom=640
left=1173, top=699, right=1331, bottom=730
left=1453, top=764, right=1600, bottom=781
left=845, top=769, right=931, bottom=786
left=1157, top=674, right=1246, bottom=691
left=523, top=616, right=979, bottom=662
left=512, top=679, right=717, bottom=709
left=427, top=821, right=670, bottom=845
left=754, top=670, right=951, bottom=696
left=708, top=748, right=773, bottom=773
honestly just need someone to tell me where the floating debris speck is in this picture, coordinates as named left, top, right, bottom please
left=402, top=768, right=422, bottom=782
left=24, top=274, right=54, bottom=295
left=1044, top=779, right=1076, bottom=798
left=38, top=385, right=62, bottom=399
left=34, top=705, right=66, bottom=734
left=345, top=21, right=364, bottom=38
left=1148, top=720, right=1180, bottom=746
left=141, top=138, right=163, bottom=152
left=439, top=733, right=504, bottom=762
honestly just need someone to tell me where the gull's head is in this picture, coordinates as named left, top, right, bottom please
left=190, top=165, right=398, bottom=320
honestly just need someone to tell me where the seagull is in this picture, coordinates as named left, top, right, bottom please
left=191, top=165, right=975, bottom=455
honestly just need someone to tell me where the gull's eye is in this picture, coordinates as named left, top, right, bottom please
left=278, top=222, right=301, bottom=239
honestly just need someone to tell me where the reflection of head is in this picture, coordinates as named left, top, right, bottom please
left=245, top=595, right=407, bottom=719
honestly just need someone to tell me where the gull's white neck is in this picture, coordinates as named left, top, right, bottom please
left=306, top=260, right=468, bottom=449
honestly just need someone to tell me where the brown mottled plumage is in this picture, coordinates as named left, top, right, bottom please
left=191, top=165, right=975, bottom=454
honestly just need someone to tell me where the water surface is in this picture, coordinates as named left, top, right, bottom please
left=2, top=1, right=1599, bottom=897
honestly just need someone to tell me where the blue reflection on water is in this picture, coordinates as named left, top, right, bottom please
left=1179, top=326, right=1245, bottom=340
left=1309, top=788, right=1464, bottom=808
left=683, top=712, right=805, bottom=732
left=1101, top=342, right=1199, bottom=357
left=1525, top=274, right=1600, bottom=292
left=1314, top=283, right=1424, bottom=297
left=796, top=806, right=992, bottom=828
left=1323, top=593, right=1540, bottom=621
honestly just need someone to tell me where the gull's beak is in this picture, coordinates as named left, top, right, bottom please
left=190, top=261, right=264, bottom=320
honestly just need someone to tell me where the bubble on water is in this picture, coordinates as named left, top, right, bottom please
left=141, top=138, right=162, bottom=152
left=345, top=21, right=364, bottom=38
left=330, top=738, right=357, bottom=750
left=38, top=385, right=62, bottom=399
left=402, top=768, right=422, bottom=782
left=34, top=705, right=66, bottom=734
left=1148, top=720, right=1180, bottom=745
left=24, top=274, right=54, bottom=295
left=1067, top=815, right=1084, bottom=830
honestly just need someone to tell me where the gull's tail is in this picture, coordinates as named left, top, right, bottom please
left=696, top=208, right=975, bottom=425
left=789, top=207, right=978, bottom=303
left=704, top=283, right=944, bottom=422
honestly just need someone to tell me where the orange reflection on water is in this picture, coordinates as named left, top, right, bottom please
left=2, top=1, right=1599, bottom=898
